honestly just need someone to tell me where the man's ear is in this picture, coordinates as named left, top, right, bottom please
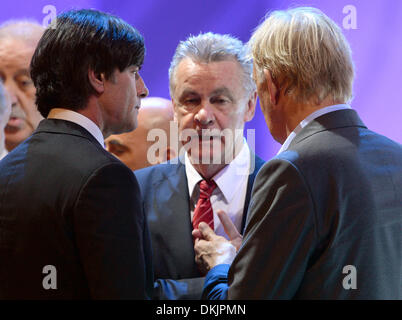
left=88, top=69, right=105, bottom=94
left=263, top=69, right=279, bottom=106
left=171, top=98, right=179, bottom=123
left=244, top=90, right=257, bottom=122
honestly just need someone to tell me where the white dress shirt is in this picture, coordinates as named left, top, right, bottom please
left=47, top=108, right=105, bottom=148
left=185, top=139, right=251, bottom=239
left=0, top=148, right=7, bottom=160
left=277, top=104, right=352, bottom=154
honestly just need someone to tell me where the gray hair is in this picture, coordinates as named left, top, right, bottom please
left=0, top=20, right=44, bottom=47
left=249, top=7, right=354, bottom=103
left=169, top=32, right=256, bottom=98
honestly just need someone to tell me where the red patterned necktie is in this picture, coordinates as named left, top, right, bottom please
left=192, top=179, right=217, bottom=230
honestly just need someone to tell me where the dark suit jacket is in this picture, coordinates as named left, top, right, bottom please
left=0, top=119, right=153, bottom=299
left=135, top=152, right=265, bottom=299
left=204, top=109, right=402, bottom=299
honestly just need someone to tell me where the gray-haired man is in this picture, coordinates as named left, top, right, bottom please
left=0, top=21, right=44, bottom=152
left=134, top=32, right=265, bottom=299
left=0, top=82, right=11, bottom=159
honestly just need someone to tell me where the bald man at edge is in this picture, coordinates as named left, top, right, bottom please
left=105, top=97, right=175, bottom=170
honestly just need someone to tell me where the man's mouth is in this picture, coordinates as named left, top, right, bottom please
left=199, top=135, right=220, bottom=142
left=5, top=117, right=24, bottom=132
left=180, top=130, right=223, bottom=144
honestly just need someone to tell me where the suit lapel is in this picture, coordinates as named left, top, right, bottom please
left=153, top=160, right=200, bottom=277
left=153, top=153, right=265, bottom=277
left=241, top=152, right=265, bottom=234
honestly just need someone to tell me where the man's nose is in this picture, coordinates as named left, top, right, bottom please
left=195, top=103, right=215, bottom=127
left=137, top=74, right=149, bottom=99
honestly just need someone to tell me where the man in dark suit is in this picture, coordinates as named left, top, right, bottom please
left=0, top=9, right=152, bottom=299
left=194, top=7, right=402, bottom=299
left=135, top=32, right=265, bottom=299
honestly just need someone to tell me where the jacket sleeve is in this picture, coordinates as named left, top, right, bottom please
left=202, top=264, right=230, bottom=300
left=73, top=163, right=150, bottom=299
left=154, top=277, right=206, bottom=300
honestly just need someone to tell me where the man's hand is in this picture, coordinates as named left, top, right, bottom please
left=192, top=210, right=243, bottom=274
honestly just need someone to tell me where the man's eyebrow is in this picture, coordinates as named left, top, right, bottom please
left=179, top=89, right=199, bottom=97
left=107, top=139, right=124, bottom=147
left=14, top=69, right=31, bottom=77
left=210, top=87, right=234, bottom=101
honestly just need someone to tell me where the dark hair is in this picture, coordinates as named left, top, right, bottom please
left=30, top=9, right=145, bottom=117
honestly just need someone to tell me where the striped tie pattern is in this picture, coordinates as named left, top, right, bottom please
left=192, top=179, right=217, bottom=231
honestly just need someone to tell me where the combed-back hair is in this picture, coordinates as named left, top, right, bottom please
left=169, top=32, right=256, bottom=98
left=30, top=9, right=145, bottom=117
left=249, top=7, right=354, bottom=103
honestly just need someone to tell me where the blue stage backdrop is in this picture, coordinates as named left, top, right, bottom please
left=1, top=0, right=401, bottom=160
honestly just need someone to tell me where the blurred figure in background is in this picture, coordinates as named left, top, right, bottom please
left=105, top=97, right=175, bottom=170
left=0, top=21, right=44, bottom=152
left=0, top=82, right=11, bottom=159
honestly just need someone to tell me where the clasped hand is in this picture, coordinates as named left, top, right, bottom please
left=192, top=210, right=243, bottom=275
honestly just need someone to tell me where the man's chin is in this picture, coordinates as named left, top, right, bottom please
left=188, top=150, right=226, bottom=166
left=111, top=121, right=136, bottom=135
left=5, top=127, right=33, bottom=151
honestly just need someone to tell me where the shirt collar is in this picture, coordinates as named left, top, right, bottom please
left=185, top=139, right=250, bottom=202
left=47, top=108, right=105, bottom=148
left=277, top=104, right=351, bottom=154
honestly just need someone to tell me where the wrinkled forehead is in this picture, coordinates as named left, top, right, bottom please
left=0, top=38, right=35, bottom=70
left=174, top=58, right=244, bottom=96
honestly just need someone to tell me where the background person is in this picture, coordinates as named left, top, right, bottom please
left=0, top=21, right=44, bottom=152
left=105, top=97, right=175, bottom=170
left=0, top=82, right=11, bottom=159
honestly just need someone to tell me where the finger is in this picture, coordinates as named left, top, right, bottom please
left=194, top=239, right=207, bottom=255
left=217, top=210, right=241, bottom=241
left=194, top=239, right=201, bottom=255
left=198, top=222, right=216, bottom=241
left=192, top=228, right=202, bottom=239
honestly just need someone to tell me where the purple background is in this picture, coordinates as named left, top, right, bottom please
left=1, top=0, right=401, bottom=160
